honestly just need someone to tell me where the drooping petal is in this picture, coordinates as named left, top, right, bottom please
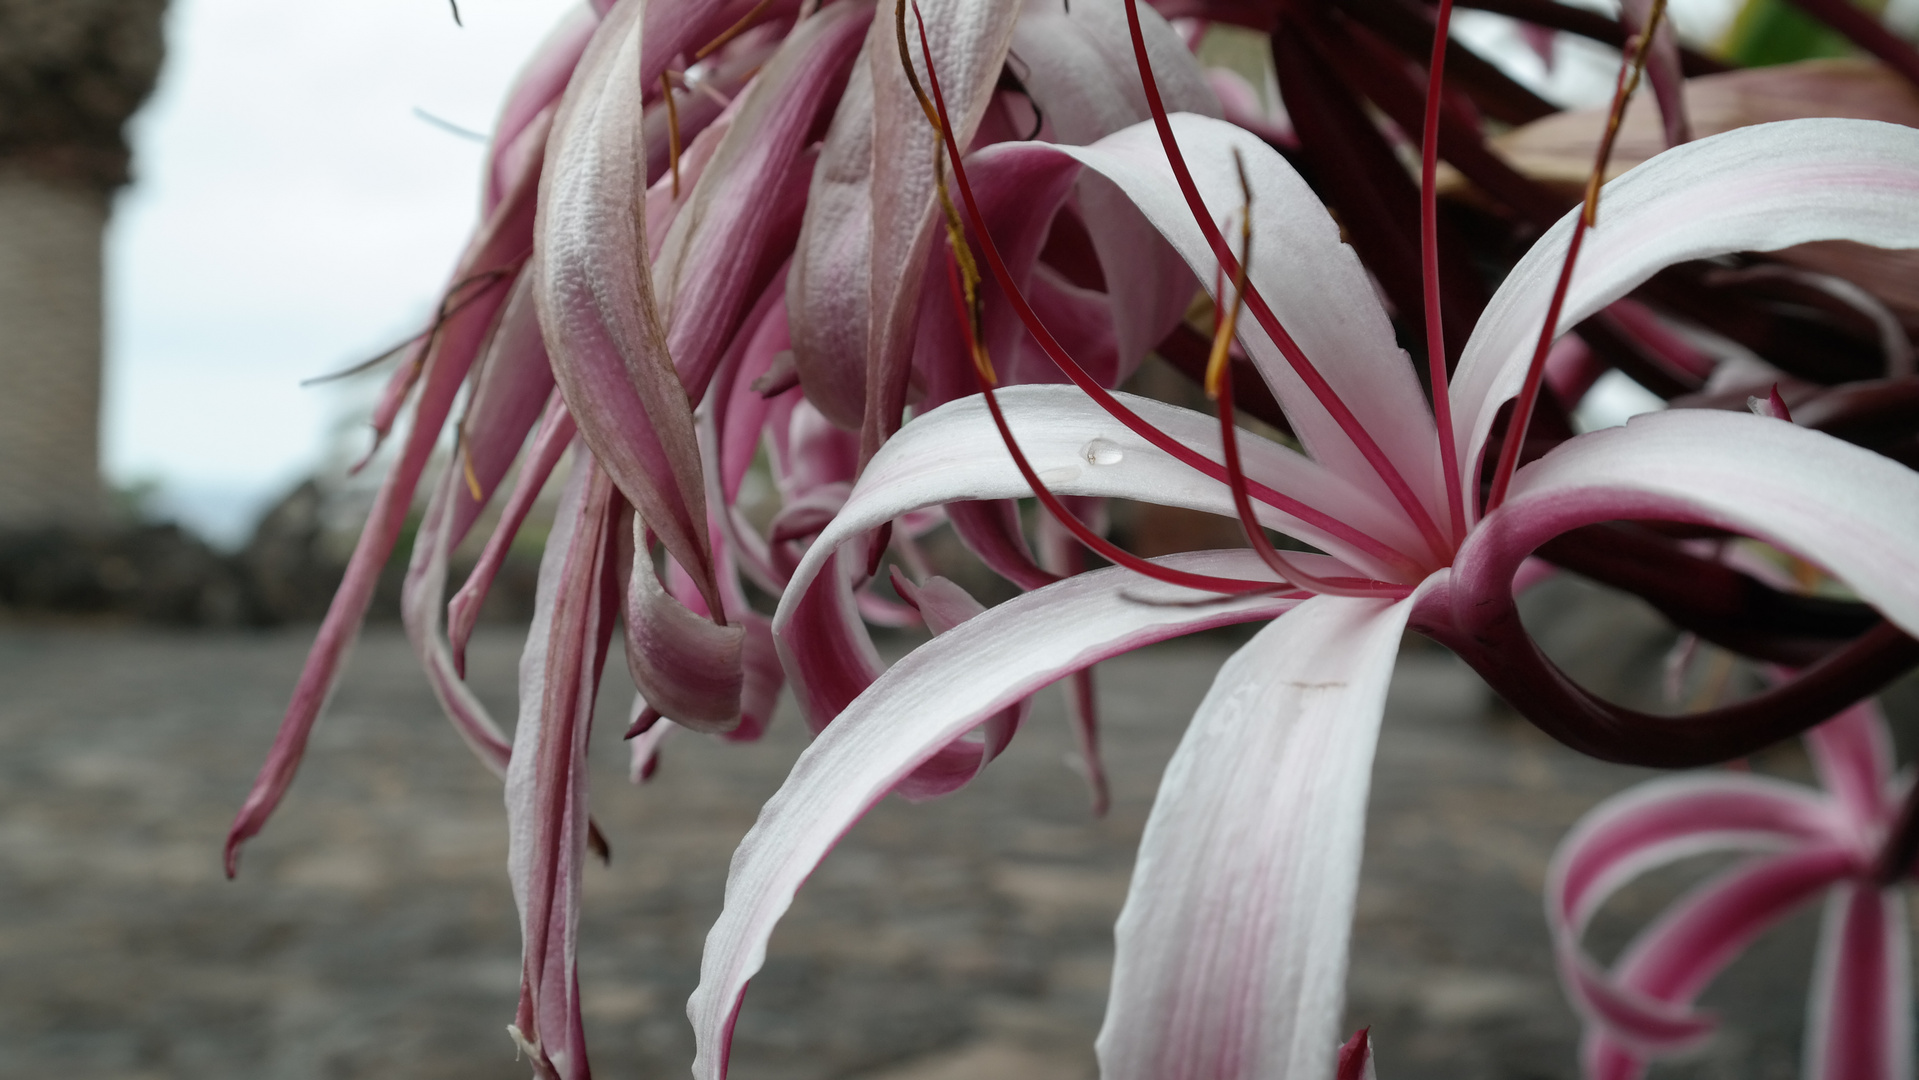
left=488, top=3, right=599, bottom=214
left=1452, top=118, right=1919, bottom=509
left=946, top=498, right=1054, bottom=590
left=536, top=0, right=719, bottom=615
left=882, top=573, right=1028, bottom=802
left=855, top=0, right=1023, bottom=459
left=506, top=453, right=621, bottom=1080
left=776, top=546, right=887, bottom=734
left=651, top=0, right=872, bottom=401
left=1055, top=114, right=1446, bottom=533
left=447, top=271, right=558, bottom=550
left=1804, top=883, right=1914, bottom=1080
left=1095, top=584, right=1436, bottom=1080
left=787, top=51, right=876, bottom=430
left=690, top=551, right=1303, bottom=1080
left=224, top=125, right=545, bottom=875
left=400, top=454, right=513, bottom=778
left=449, top=395, right=578, bottom=674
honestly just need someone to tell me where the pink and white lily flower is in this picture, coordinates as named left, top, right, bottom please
left=1549, top=697, right=1914, bottom=1080
left=685, top=24, right=1919, bottom=1079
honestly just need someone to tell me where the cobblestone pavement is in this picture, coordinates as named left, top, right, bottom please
left=0, top=623, right=1834, bottom=1079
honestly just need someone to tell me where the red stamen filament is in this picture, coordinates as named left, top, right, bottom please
left=1120, top=0, right=1450, bottom=563
left=945, top=251, right=1281, bottom=596
left=1484, top=0, right=1668, bottom=513
left=1209, top=161, right=1408, bottom=599
left=902, top=1, right=1422, bottom=580
left=1420, top=0, right=1469, bottom=539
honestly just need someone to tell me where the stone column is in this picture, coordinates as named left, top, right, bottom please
left=0, top=0, right=166, bottom=529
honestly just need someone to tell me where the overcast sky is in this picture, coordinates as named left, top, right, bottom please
left=106, top=0, right=576, bottom=543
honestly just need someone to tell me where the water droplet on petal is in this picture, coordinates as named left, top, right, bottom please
left=1082, top=438, right=1123, bottom=466
left=1038, top=466, right=1081, bottom=485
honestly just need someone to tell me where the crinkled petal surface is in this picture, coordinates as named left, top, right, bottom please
left=536, top=0, right=718, bottom=613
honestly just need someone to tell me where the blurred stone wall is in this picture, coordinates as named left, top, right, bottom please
left=0, top=0, right=166, bottom=527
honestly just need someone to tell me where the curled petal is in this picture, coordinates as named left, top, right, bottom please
left=625, top=517, right=745, bottom=734
left=1453, top=118, right=1919, bottom=510
left=225, top=127, right=543, bottom=875
left=488, top=4, right=599, bottom=213
left=1574, top=848, right=1853, bottom=1073
left=691, top=551, right=1302, bottom=1080
left=506, top=454, right=621, bottom=1080
left=449, top=395, right=577, bottom=673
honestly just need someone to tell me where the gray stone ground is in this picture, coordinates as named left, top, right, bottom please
left=0, top=621, right=1836, bottom=1079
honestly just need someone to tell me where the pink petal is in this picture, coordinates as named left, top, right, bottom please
left=786, top=55, right=876, bottom=431
left=624, top=514, right=746, bottom=734
left=854, top=0, right=1023, bottom=460
left=1805, top=883, right=1914, bottom=1080
left=729, top=612, right=784, bottom=743
left=224, top=126, right=544, bottom=875
left=1009, top=0, right=1217, bottom=368
left=399, top=447, right=513, bottom=778
left=1807, top=699, right=1898, bottom=832
left=885, top=573, right=1028, bottom=802
left=1095, top=585, right=1437, bottom=1080
left=1452, top=118, right=1919, bottom=512
left=1549, top=773, right=1840, bottom=939
left=446, top=271, right=557, bottom=550
left=911, top=143, right=1088, bottom=412
left=946, top=498, right=1055, bottom=590
left=487, top=4, right=599, bottom=214
left=1576, top=847, right=1854, bottom=1078
left=1056, top=114, right=1446, bottom=536
left=650, top=0, right=871, bottom=402
left=448, top=394, right=577, bottom=674
left=505, top=453, right=622, bottom=1080
left=776, top=546, right=886, bottom=735
left=689, top=551, right=1305, bottom=1079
